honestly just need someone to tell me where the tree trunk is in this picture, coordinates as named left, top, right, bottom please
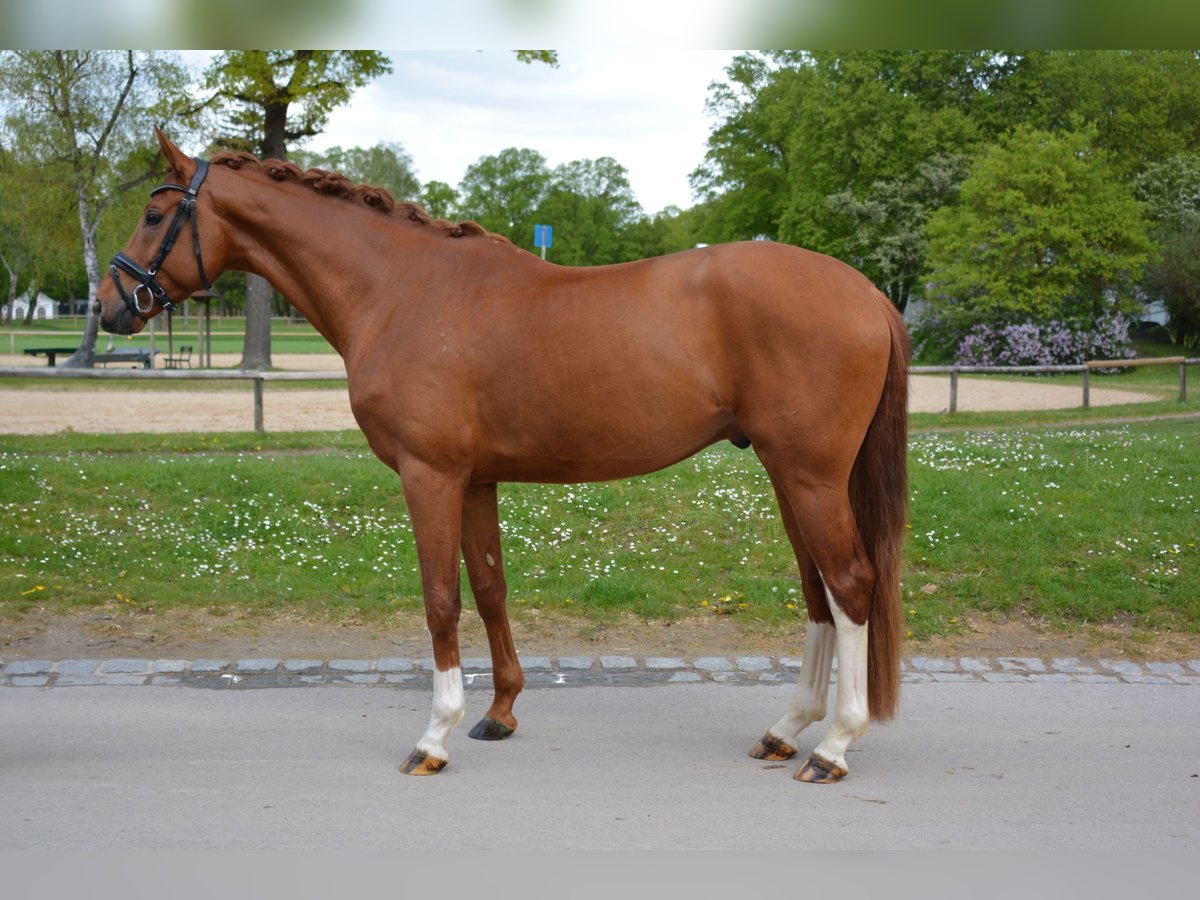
left=1, top=251, right=16, bottom=325
left=62, top=198, right=101, bottom=368
left=237, top=102, right=290, bottom=371
left=21, top=278, right=40, bottom=325
left=239, top=273, right=274, bottom=370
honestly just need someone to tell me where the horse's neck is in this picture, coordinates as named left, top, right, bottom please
left=222, top=176, right=429, bottom=357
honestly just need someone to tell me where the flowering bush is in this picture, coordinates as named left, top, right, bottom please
left=954, top=315, right=1136, bottom=367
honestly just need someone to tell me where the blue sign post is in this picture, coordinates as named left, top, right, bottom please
left=533, top=223, right=553, bottom=260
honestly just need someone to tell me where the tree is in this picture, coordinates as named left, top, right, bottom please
left=298, top=141, right=420, bottom=202
left=419, top=180, right=458, bottom=220
left=1135, top=154, right=1200, bottom=235
left=200, top=50, right=392, bottom=369
left=1137, top=154, right=1200, bottom=346
left=457, top=147, right=550, bottom=246
left=623, top=205, right=701, bottom=259
left=825, top=153, right=969, bottom=312
left=689, top=52, right=792, bottom=244
left=0, top=50, right=188, bottom=364
left=921, top=125, right=1153, bottom=350
left=514, top=51, right=559, bottom=68
left=693, top=51, right=994, bottom=254
left=0, top=144, right=78, bottom=324
left=533, top=157, right=644, bottom=265
left=1148, top=226, right=1200, bottom=347
left=982, top=51, right=1200, bottom=181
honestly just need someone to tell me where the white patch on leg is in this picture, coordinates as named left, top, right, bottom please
left=767, top=620, right=834, bottom=742
left=811, top=587, right=870, bottom=772
left=415, top=666, right=465, bottom=762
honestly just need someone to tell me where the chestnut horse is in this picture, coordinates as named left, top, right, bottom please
left=96, top=130, right=909, bottom=784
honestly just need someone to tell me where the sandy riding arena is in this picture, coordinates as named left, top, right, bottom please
left=0, top=352, right=1161, bottom=435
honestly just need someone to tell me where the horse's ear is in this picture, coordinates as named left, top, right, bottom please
left=155, top=127, right=194, bottom=182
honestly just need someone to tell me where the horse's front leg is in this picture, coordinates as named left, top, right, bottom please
left=461, top=482, right=524, bottom=741
left=398, top=464, right=468, bottom=776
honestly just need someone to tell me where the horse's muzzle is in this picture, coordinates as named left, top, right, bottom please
left=95, top=298, right=141, bottom=336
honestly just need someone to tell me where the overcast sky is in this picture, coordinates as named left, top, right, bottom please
left=182, top=50, right=738, bottom=216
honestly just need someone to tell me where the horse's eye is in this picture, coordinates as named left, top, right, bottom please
left=145, top=210, right=164, bottom=226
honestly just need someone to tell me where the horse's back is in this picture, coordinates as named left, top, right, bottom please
left=349, top=239, right=897, bottom=483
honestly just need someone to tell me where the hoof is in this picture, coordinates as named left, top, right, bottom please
left=749, top=732, right=798, bottom=761
left=399, top=748, right=448, bottom=776
left=794, top=754, right=847, bottom=784
left=468, top=716, right=516, bottom=741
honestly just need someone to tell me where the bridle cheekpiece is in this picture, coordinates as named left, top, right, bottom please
left=109, top=157, right=212, bottom=320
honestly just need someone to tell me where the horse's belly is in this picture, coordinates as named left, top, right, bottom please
left=474, top=411, right=733, bottom=484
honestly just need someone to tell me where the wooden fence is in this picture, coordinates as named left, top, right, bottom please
left=911, top=357, right=1196, bottom=413
left=2, top=356, right=1197, bottom=432
left=0, top=366, right=344, bottom=434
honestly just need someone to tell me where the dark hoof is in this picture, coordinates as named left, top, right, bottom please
left=794, top=754, right=847, bottom=784
left=468, top=716, right=516, bottom=741
left=399, top=748, right=448, bottom=776
left=749, top=732, right=798, bottom=761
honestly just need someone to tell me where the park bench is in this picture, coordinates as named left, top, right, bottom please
left=23, top=346, right=79, bottom=366
left=94, top=348, right=159, bottom=369
left=24, top=346, right=159, bottom=368
left=164, top=344, right=192, bottom=369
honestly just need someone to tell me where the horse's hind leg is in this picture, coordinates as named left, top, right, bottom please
left=397, top=463, right=468, bottom=775
left=460, top=483, right=524, bottom=741
left=750, top=477, right=836, bottom=761
left=760, top=461, right=876, bottom=784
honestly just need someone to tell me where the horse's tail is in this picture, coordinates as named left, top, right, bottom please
left=850, top=293, right=910, bottom=722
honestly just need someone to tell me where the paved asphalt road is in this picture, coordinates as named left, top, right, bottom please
left=1, top=680, right=1196, bottom=850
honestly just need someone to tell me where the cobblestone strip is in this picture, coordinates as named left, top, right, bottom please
left=3, top=656, right=1199, bottom=688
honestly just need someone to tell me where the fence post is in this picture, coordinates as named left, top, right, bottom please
left=949, top=367, right=958, bottom=414
left=1082, top=365, right=1090, bottom=409
left=1181, top=361, right=1188, bottom=404
left=253, top=375, right=264, bottom=434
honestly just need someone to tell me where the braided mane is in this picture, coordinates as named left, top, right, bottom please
left=209, top=151, right=506, bottom=242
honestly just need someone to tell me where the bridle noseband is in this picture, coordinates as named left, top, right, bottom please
left=109, top=157, right=212, bottom=320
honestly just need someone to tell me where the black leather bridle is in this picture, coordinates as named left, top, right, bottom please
left=109, top=157, right=212, bottom=320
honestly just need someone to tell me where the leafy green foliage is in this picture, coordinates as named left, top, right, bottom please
left=0, top=144, right=77, bottom=317
left=694, top=51, right=992, bottom=252
left=695, top=50, right=1200, bottom=344
left=981, top=51, right=1200, bottom=180
left=0, top=50, right=191, bottom=359
left=456, top=147, right=550, bottom=246
left=1136, top=154, right=1200, bottom=347
left=826, top=153, right=969, bottom=312
left=533, top=157, right=644, bottom=265
left=1136, top=154, right=1200, bottom=236
left=457, top=150, right=659, bottom=264
left=294, top=142, right=420, bottom=202
left=1147, top=226, right=1200, bottom=348
left=921, top=125, right=1152, bottom=347
left=418, top=180, right=459, bottom=220
left=200, top=51, right=392, bottom=159
left=689, top=53, right=791, bottom=244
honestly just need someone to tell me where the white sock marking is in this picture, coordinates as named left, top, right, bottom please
left=768, top=620, right=834, bottom=742
left=415, top=666, right=465, bottom=761
left=812, top=587, right=870, bottom=770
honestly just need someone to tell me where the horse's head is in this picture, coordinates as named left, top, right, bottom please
left=95, top=129, right=221, bottom=335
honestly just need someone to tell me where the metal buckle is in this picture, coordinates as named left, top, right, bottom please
left=133, top=283, right=156, bottom=316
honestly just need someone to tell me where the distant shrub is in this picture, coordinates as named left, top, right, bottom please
left=954, top=315, right=1136, bottom=367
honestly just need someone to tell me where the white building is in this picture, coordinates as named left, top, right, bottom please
left=3, top=291, right=58, bottom=320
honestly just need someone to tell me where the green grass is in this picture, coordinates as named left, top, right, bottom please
left=2, top=420, right=1197, bottom=640
left=2, top=319, right=333, bottom=357
left=910, top=398, right=1194, bottom=431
